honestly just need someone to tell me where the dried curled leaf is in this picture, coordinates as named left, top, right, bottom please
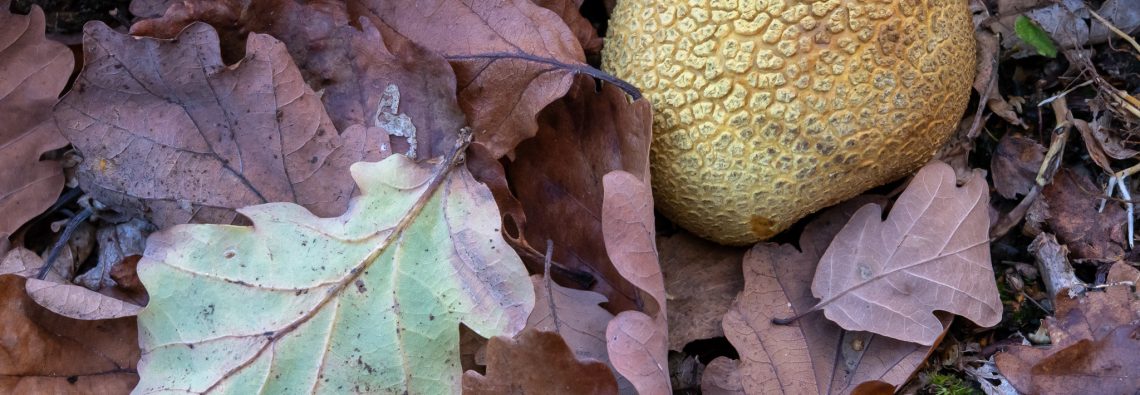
left=602, top=171, right=670, bottom=394
left=812, top=162, right=1000, bottom=345
left=57, top=22, right=386, bottom=228
left=1, top=245, right=144, bottom=320
left=0, top=3, right=73, bottom=249
left=135, top=153, right=534, bottom=393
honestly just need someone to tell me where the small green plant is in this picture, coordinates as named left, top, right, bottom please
left=927, top=372, right=980, bottom=395
left=1014, top=15, right=1058, bottom=58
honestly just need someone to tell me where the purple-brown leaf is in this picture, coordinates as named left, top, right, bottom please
left=723, top=196, right=943, bottom=394
left=0, top=3, right=73, bottom=251
left=57, top=22, right=386, bottom=228
left=812, top=161, right=1000, bottom=345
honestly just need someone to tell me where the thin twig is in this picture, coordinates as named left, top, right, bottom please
left=36, top=208, right=92, bottom=280
left=1088, top=9, right=1140, bottom=56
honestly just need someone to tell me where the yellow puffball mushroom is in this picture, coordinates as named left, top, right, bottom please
left=602, top=0, right=976, bottom=245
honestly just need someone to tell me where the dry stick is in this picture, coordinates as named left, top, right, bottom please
left=967, top=49, right=998, bottom=140
left=990, top=185, right=1041, bottom=240
left=515, top=241, right=596, bottom=289
left=990, top=83, right=1072, bottom=240
left=36, top=208, right=92, bottom=280
left=542, top=239, right=561, bottom=334
left=1034, top=98, right=1071, bottom=188
left=1088, top=9, right=1140, bottom=57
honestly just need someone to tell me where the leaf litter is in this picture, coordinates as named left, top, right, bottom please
left=3, top=0, right=1140, bottom=393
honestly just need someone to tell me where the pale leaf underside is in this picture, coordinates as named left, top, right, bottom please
left=135, top=152, right=533, bottom=394
left=812, top=162, right=1000, bottom=345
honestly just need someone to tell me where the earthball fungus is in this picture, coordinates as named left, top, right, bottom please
left=602, top=0, right=976, bottom=245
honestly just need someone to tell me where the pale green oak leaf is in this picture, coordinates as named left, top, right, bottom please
left=134, top=151, right=534, bottom=394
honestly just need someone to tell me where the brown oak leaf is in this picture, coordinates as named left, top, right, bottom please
left=56, top=22, right=387, bottom=228
left=358, top=0, right=634, bottom=158
left=990, top=134, right=1044, bottom=200
left=659, top=231, right=745, bottom=351
left=1, top=243, right=145, bottom=320
left=722, top=196, right=946, bottom=394
left=0, top=275, right=139, bottom=392
left=463, top=329, right=618, bottom=394
left=602, top=171, right=669, bottom=394
left=526, top=274, right=631, bottom=390
left=532, top=0, right=604, bottom=57
left=502, top=76, right=651, bottom=312
left=812, top=162, right=1000, bottom=345
left=0, top=3, right=73, bottom=253
left=130, top=0, right=465, bottom=159
left=701, top=357, right=745, bottom=395
left=1042, top=168, right=1129, bottom=262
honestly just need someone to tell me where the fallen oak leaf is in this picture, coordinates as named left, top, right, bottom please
left=531, top=0, right=604, bottom=57
left=991, top=134, right=1045, bottom=200
left=603, top=171, right=670, bottom=394
left=659, top=231, right=745, bottom=351
left=0, top=2, right=73, bottom=253
left=701, top=357, right=744, bottom=395
left=606, top=311, right=669, bottom=395
left=526, top=273, right=636, bottom=393
left=135, top=142, right=534, bottom=393
left=525, top=275, right=621, bottom=383
left=57, top=22, right=386, bottom=228
left=359, top=0, right=639, bottom=158
left=130, top=0, right=466, bottom=159
left=1, top=245, right=143, bottom=320
left=0, top=275, right=139, bottom=393
left=725, top=196, right=947, bottom=394
left=503, top=76, right=652, bottom=312
left=1041, top=169, right=1129, bottom=262
left=462, top=329, right=619, bottom=395
left=805, top=161, right=1000, bottom=346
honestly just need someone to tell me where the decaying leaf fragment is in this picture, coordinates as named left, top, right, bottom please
left=1041, top=169, right=1129, bottom=261
left=462, top=329, right=618, bottom=394
left=991, top=134, right=1045, bottom=200
left=0, top=2, right=73, bottom=252
left=135, top=150, right=534, bottom=393
left=812, top=162, right=1000, bottom=345
left=995, top=262, right=1140, bottom=394
left=0, top=275, right=139, bottom=393
left=57, top=22, right=386, bottom=228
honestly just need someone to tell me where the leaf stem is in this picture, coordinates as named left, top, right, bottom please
left=444, top=53, right=642, bottom=100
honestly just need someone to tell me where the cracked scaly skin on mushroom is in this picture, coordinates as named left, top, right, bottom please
left=602, top=0, right=976, bottom=245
